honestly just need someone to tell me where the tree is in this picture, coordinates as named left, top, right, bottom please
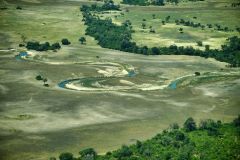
left=165, top=16, right=170, bottom=22
left=61, top=38, right=71, bottom=45
left=26, top=41, right=60, bottom=51
left=184, top=117, right=197, bottom=132
left=140, top=46, right=148, bottom=55
left=59, top=153, right=73, bottom=160
left=152, top=0, right=165, bottom=6
left=205, top=45, right=210, bottom=51
left=51, top=42, right=61, bottom=50
left=195, top=72, right=200, bottom=76
left=16, top=6, right=22, bottom=10
left=150, top=28, right=156, bottom=33
left=115, top=145, right=133, bottom=159
left=179, top=28, right=183, bottom=33
left=167, top=0, right=179, bottom=5
left=79, top=37, right=86, bottom=44
left=233, top=115, right=240, bottom=127
left=19, top=43, right=25, bottom=47
left=136, top=140, right=142, bottom=149
left=170, top=123, right=179, bottom=130
left=173, top=0, right=179, bottom=5
left=79, top=148, right=97, bottom=159
left=141, top=23, right=146, bottom=29
left=36, top=75, right=43, bottom=80
left=152, top=14, right=156, bottom=19
left=175, top=131, right=185, bottom=141
left=197, top=41, right=203, bottom=46
left=151, top=47, right=160, bottom=55
left=43, top=78, right=48, bottom=85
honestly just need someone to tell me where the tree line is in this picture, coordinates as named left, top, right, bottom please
left=81, top=4, right=240, bottom=67
left=122, top=0, right=204, bottom=6
left=50, top=115, right=240, bottom=160
left=23, top=37, right=86, bottom=51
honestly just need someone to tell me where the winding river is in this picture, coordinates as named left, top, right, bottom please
left=15, top=51, right=240, bottom=92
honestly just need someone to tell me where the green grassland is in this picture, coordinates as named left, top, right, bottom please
left=0, top=0, right=239, bottom=160
left=100, top=1, right=240, bottom=49
left=0, top=0, right=98, bottom=49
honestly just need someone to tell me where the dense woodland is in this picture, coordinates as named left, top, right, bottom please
left=51, top=115, right=240, bottom=160
left=81, top=2, right=240, bottom=67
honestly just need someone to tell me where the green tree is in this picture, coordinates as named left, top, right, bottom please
left=51, top=42, right=61, bottom=50
left=179, top=28, right=183, bottom=33
left=233, top=115, right=240, bottom=127
left=151, top=47, right=160, bottom=55
left=184, top=117, right=197, bottom=132
left=205, top=45, right=210, bottom=51
left=59, top=153, right=73, bottom=160
left=197, top=41, right=203, bottom=46
left=170, top=123, right=179, bottom=130
left=43, top=78, right=48, bottom=84
left=79, top=37, right=86, bottom=44
left=36, top=75, right=43, bottom=80
left=61, top=38, right=71, bottom=45
left=115, top=145, right=133, bottom=159
left=79, top=148, right=97, bottom=159
left=152, top=14, right=156, bottom=19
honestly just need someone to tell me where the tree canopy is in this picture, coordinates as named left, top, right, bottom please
left=54, top=115, right=240, bottom=160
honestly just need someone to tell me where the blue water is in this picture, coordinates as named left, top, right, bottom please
left=168, top=80, right=178, bottom=89
left=15, top=52, right=28, bottom=61
left=58, top=70, right=137, bottom=89
left=58, top=78, right=80, bottom=88
left=128, top=70, right=136, bottom=77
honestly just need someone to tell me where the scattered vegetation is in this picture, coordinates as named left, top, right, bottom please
left=53, top=116, right=240, bottom=160
left=174, top=18, right=234, bottom=32
left=36, top=75, right=49, bottom=87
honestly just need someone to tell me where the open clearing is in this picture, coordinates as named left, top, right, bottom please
left=0, top=0, right=239, bottom=159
